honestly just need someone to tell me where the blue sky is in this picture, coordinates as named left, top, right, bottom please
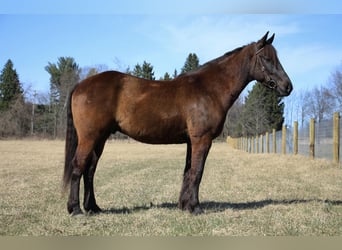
left=1, top=1, right=342, bottom=98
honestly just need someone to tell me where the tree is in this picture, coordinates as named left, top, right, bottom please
left=45, top=57, right=80, bottom=105
left=181, top=53, right=200, bottom=74
left=80, top=64, right=108, bottom=80
left=28, top=90, right=54, bottom=137
left=0, top=95, right=31, bottom=137
left=45, top=57, right=80, bottom=138
left=304, top=86, right=335, bottom=123
left=330, top=63, right=342, bottom=110
left=0, top=59, right=30, bottom=137
left=0, top=59, right=23, bottom=111
left=132, top=63, right=142, bottom=78
left=222, top=96, right=244, bottom=138
left=284, top=90, right=308, bottom=129
left=132, top=61, right=155, bottom=80
left=173, top=69, right=178, bottom=78
left=160, top=72, right=172, bottom=81
left=240, top=82, right=284, bottom=136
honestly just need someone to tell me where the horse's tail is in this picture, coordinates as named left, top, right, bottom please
left=63, top=87, right=78, bottom=192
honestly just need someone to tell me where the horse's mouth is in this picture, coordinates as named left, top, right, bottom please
left=275, top=82, right=293, bottom=97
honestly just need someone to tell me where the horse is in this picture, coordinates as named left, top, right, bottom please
left=63, top=32, right=293, bottom=215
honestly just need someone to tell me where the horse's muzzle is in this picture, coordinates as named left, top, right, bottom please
left=276, top=80, right=293, bottom=97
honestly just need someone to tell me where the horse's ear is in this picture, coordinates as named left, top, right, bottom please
left=266, top=33, right=275, bottom=45
left=256, top=31, right=269, bottom=49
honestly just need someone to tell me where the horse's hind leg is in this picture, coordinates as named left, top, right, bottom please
left=67, top=141, right=95, bottom=216
left=83, top=136, right=108, bottom=213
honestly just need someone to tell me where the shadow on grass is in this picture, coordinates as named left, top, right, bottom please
left=103, top=199, right=342, bottom=215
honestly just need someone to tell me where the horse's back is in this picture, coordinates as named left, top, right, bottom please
left=71, top=71, right=189, bottom=144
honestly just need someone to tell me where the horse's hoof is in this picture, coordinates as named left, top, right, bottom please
left=71, top=210, right=84, bottom=217
left=84, top=204, right=102, bottom=214
left=178, top=201, right=203, bottom=215
left=86, top=208, right=102, bottom=215
left=192, top=206, right=203, bottom=215
left=68, top=206, right=84, bottom=217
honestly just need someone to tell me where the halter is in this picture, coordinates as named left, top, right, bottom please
left=255, top=47, right=277, bottom=90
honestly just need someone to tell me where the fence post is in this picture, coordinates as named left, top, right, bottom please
left=333, top=112, right=340, bottom=164
left=266, top=131, right=269, bottom=153
left=293, top=121, right=298, bottom=155
left=260, top=134, right=264, bottom=153
left=309, top=118, right=315, bottom=159
left=282, top=125, right=286, bottom=155
left=256, top=134, right=259, bottom=153
left=251, top=136, right=255, bottom=154
left=273, top=128, right=276, bottom=153
left=247, top=137, right=249, bottom=152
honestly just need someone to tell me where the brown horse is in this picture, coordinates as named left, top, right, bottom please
left=64, top=32, right=292, bottom=215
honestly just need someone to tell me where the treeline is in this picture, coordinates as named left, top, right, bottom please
left=0, top=54, right=341, bottom=140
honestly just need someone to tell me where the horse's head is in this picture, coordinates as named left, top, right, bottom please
left=252, top=32, right=293, bottom=96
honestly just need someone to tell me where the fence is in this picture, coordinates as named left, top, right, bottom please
left=229, top=112, right=341, bottom=165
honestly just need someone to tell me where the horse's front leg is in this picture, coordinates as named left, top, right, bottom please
left=178, top=136, right=212, bottom=214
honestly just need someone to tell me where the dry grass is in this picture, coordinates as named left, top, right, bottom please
left=1, top=140, right=342, bottom=235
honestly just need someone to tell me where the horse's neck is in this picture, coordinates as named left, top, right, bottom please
left=208, top=47, right=254, bottom=113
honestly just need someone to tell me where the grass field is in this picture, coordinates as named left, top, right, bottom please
left=1, top=140, right=342, bottom=236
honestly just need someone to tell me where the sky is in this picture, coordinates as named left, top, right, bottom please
left=1, top=1, right=342, bottom=99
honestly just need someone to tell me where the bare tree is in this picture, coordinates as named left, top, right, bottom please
left=330, top=63, right=342, bottom=110
left=222, top=96, right=244, bottom=138
left=0, top=95, right=30, bottom=137
left=80, top=64, right=108, bottom=80
left=304, top=86, right=335, bottom=123
left=284, top=90, right=310, bottom=128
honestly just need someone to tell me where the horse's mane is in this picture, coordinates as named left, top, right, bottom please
left=176, top=45, right=248, bottom=78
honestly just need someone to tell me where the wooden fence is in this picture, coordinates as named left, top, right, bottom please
left=228, top=112, right=341, bottom=165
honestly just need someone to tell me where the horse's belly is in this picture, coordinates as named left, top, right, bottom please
left=118, top=117, right=188, bottom=144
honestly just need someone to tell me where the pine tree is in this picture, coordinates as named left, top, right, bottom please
left=162, top=72, right=172, bottom=81
left=181, top=53, right=200, bottom=73
left=45, top=57, right=80, bottom=105
left=0, top=59, right=23, bottom=111
left=132, top=61, right=155, bottom=80
left=45, top=57, right=80, bottom=138
left=173, top=69, right=178, bottom=78
left=240, top=82, right=284, bottom=136
left=132, top=63, right=142, bottom=78
left=0, top=59, right=30, bottom=137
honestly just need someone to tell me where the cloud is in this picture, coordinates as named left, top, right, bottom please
left=149, top=15, right=342, bottom=90
left=156, top=15, right=300, bottom=61
left=279, top=43, right=342, bottom=89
